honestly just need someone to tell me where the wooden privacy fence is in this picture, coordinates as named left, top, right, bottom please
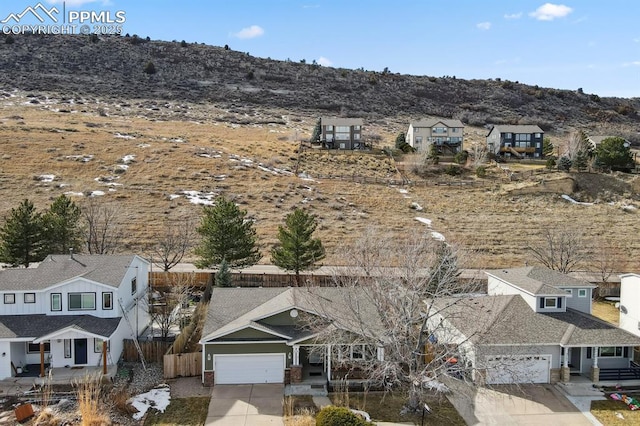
left=164, top=352, right=202, bottom=379
left=150, top=271, right=211, bottom=289
left=232, top=272, right=335, bottom=287
left=123, top=340, right=172, bottom=363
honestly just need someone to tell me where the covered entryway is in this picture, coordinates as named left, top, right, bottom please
left=214, top=354, right=285, bottom=385
left=486, top=355, right=551, bottom=384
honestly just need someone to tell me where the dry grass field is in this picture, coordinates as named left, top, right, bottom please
left=1, top=92, right=639, bottom=270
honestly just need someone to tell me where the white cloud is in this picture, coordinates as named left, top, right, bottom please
left=476, top=22, right=491, bottom=30
left=530, top=3, right=573, bottom=21
left=317, top=56, right=332, bottom=67
left=622, top=61, right=640, bottom=67
left=232, top=25, right=264, bottom=39
left=504, top=12, right=523, bottom=19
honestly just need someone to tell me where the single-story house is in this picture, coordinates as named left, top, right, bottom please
left=428, top=267, right=640, bottom=385
left=200, top=287, right=384, bottom=391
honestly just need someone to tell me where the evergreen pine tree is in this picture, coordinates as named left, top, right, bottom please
left=195, top=196, right=261, bottom=268
left=309, top=118, right=321, bottom=143
left=215, top=258, right=232, bottom=287
left=0, top=199, right=46, bottom=267
left=43, top=195, right=83, bottom=254
left=395, top=132, right=406, bottom=149
left=271, top=208, right=325, bottom=287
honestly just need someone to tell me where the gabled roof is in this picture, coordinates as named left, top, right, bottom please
left=0, top=314, right=121, bottom=340
left=432, top=294, right=640, bottom=347
left=488, top=125, right=543, bottom=134
left=201, top=287, right=382, bottom=343
left=486, top=266, right=595, bottom=296
left=0, top=255, right=147, bottom=291
left=321, top=117, right=363, bottom=126
left=410, top=119, right=464, bottom=128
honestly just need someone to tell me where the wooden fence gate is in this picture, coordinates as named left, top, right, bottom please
left=163, top=352, right=202, bottom=379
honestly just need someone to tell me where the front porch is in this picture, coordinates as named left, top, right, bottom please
left=559, top=345, right=637, bottom=384
left=2, top=364, right=118, bottom=387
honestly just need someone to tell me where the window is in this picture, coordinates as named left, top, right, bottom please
left=69, top=293, right=96, bottom=310
left=64, top=339, right=71, bottom=358
left=103, top=292, right=113, bottom=310
left=27, top=342, right=50, bottom=353
left=353, top=133, right=360, bottom=140
left=535, top=133, right=542, bottom=138
left=432, top=127, right=447, bottom=134
left=598, top=347, right=623, bottom=357
left=51, top=293, right=61, bottom=311
left=24, top=293, right=35, bottom=303
left=544, top=297, right=557, bottom=308
left=578, top=289, right=587, bottom=298
left=452, top=128, right=459, bottom=133
left=325, top=125, right=333, bottom=131
left=131, top=277, right=137, bottom=295
left=415, top=136, right=423, bottom=145
left=504, top=133, right=512, bottom=139
left=4, top=294, right=15, bottom=304
left=94, top=339, right=109, bottom=353
left=353, top=125, right=361, bottom=131
left=351, top=345, right=365, bottom=360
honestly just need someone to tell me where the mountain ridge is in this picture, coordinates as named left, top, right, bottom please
left=0, top=33, right=639, bottom=141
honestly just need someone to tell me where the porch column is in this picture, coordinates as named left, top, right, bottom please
left=39, top=343, right=45, bottom=377
left=591, top=346, right=600, bottom=383
left=102, top=341, right=108, bottom=375
left=292, top=345, right=300, bottom=365
left=326, top=344, right=331, bottom=381
left=561, top=347, right=570, bottom=383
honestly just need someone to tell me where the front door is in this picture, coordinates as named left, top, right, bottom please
left=570, top=347, right=582, bottom=373
left=74, top=339, right=88, bottom=365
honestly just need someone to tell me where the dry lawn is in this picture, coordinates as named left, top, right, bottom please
left=592, top=397, right=640, bottom=425
left=1, top=93, right=639, bottom=269
left=592, top=301, right=620, bottom=325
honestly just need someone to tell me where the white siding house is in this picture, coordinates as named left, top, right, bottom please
left=0, top=254, right=150, bottom=379
left=620, top=274, right=640, bottom=338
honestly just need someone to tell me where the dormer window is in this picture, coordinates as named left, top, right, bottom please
left=539, top=297, right=562, bottom=309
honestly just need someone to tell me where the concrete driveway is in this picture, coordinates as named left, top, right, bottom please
left=206, top=384, right=284, bottom=426
left=448, top=384, right=593, bottom=425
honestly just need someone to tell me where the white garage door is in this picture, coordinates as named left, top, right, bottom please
left=215, top=354, right=285, bottom=384
left=485, top=354, right=551, bottom=384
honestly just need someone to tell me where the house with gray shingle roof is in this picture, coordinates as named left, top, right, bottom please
left=427, top=266, right=640, bottom=385
left=486, top=124, right=544, bottom=159
left=199, top=287, right=384, bottom=392
left=0, top=254, right=150, bottom=379
left=406, top=118, right=464, bottom=154
left=319, top=117, right=365, bottom=150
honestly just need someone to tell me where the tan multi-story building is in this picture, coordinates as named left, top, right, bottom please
left=406, top=119, right=464, bottom=154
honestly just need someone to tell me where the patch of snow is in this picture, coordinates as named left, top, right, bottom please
left=411, top=202, right=424, bottom=211
left=622, top=204, right=637, bottom=212
left=561, top=194, right=594, bottom=206
left=415, top=217, right=432, bottom=227
left=169, top=194, right=181, bottom=200
left=89, top=190, right=105, bottom=197
left=137, top=143, right=151, bottom=148
left=37, top=174, right=55, bottom=182
left=114, top=133, right=135, bottom=140
left=64, top=192, right=84, bottom=197
left=129, top=385, right=170, bottom=421
left=258, top=165, right=279, bottom=175
left=182, top=190, right=217, bottom=205
left=169, top=138, right=185, bottom=143
left=214, top=175, right=227, bottom=181
left=301, top=198, right=313, bottom=204
left=298, top=172, right=317, bottom=182
left=422, top=378, right=449, bottom=393
left=431, top=232, right=446, bottom=242
left=121, top=154, right=135, bottom=164
left=117, top=164, right=129, bottom=170
left=398, top=188, right=409, bottom=194
left=350, top=409, right=371, bottom=422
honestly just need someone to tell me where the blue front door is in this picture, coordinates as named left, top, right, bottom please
left=74, top=339, right=87, bottom=365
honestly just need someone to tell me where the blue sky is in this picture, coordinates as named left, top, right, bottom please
left=2, top=1, right=639, bottom=97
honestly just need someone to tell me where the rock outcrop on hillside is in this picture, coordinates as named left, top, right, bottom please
left=0, top=34, right=638, bottom=140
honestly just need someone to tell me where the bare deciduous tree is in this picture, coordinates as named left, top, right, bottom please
left=468, top=141, right=488, bottom=168
left=82, top=199, right=122, bottom=254
left=526, top=229, right=587, bottom=273
left=564, top=130, right=591, bottom=161
left=151, top=272, right=194, bottom=341
left=299, top=230, right=483, bottom=410
left=591, top=237, right=622, bottom=285
left=149, top=217, right=195, bottom=272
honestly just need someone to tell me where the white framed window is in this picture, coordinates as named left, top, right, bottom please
left=69, top=293, right=96, bottom=310
left=102, top=292, right=113, bottom=310
left=544, top=297, right=557, bottom=308
left=64, top=339, right=71, bottom=358
left=578, top=289, right=587, bottom=298
left=24, top=293, right=35, bottom=303
left=94, top=339, right=109, bottom=353
left=353, top=133, right=360, bottom=140
left=598, top=347, right=623, bottom=358
left=4, top=294, right=15, bottom=304
left=325, top=125, right=333, bottom=131
left=535, top=133, right=542, bottom=138
left=353, top=125, right=361, bottom=130
left=51, top=293, right=62, bottom=311
left=27, top=342, right=50, bottom=353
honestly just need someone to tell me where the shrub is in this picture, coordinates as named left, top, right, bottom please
left=557, top=156, right=572, bottom=171
left=475, top=166, right=487, bottom=178
left=445, top=165, right=462, bottom=176
left=144, top=61, right=156, bottom=74
left=454, top=151, right=468, bottom=165
left=5, top=35, right=15, bottom=44
left=545, top=158, right=557, bottom=170
left=180, top=40, right=187, bottom=47
left=316, top=406, right=371, bottom=426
